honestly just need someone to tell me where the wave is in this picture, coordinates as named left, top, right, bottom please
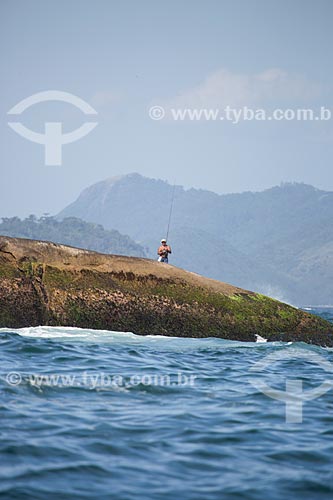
left=0, top=325, right=330, bottom=352
left=0, top=325, right=136, bottom=339
left=302, top=305, right=333, bottom=309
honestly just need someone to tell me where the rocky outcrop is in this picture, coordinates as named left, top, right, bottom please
left=0, top=236, right=332, bottom=346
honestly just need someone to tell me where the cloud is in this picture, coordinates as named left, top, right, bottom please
left=157, top=68, right=323, bottom=109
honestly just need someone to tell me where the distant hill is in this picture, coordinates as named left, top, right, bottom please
left=58, top=173, right=333, bottom=305
left=0, top=216, right=146, bottom=258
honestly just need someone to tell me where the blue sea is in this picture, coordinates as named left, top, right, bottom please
left=1, top=307, right=333, bottom=500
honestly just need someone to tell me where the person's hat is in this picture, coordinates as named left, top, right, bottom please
left=161, top=238, right=167, bottom=243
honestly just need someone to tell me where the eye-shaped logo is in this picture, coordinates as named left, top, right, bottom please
left=249, top=349, right=333, bottom=423
left=7, top=90, right=98, bottom=166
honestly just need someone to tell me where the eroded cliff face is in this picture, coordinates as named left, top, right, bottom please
left=0, top=236, right=332, bottom=346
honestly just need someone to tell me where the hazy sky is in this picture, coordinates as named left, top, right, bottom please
left=1, top=0, right=333, bottom=217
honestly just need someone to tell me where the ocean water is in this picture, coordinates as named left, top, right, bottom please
left=0, top=308, right=333, bottom=500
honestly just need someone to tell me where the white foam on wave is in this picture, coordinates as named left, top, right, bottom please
left=2, top=326, right=325, bottom=351
left=255, top=334, right=267, bottom=343
left=0, top=325, right=137, bottom=340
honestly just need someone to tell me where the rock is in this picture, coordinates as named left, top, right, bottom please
left=0, top=235, right=332, bottom=346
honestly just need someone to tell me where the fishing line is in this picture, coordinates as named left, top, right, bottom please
left=166, top=181, right=176, bottom=241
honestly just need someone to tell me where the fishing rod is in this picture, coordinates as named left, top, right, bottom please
left=166, top=181, right=176, bottom=242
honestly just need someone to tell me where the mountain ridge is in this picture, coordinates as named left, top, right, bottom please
left=58, top=173, right=333, bottom=305
left=0, top=216, right=146, bottom=258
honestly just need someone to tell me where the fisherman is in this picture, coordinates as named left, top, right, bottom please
left=157, top=239, right=172, bottom=263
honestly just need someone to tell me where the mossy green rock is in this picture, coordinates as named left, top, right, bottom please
left=0, top=236, right=332, bottom=346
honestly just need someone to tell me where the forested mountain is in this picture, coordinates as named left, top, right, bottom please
left=58, top=173, right=333, bottom=305
left=0, top=216, right=146, bottom=258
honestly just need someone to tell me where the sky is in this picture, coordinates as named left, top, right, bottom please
left=1, top=0, right=333, bottom=217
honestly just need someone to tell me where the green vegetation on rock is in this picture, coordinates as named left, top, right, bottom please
left=0, top=236, right=332, bottom=346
